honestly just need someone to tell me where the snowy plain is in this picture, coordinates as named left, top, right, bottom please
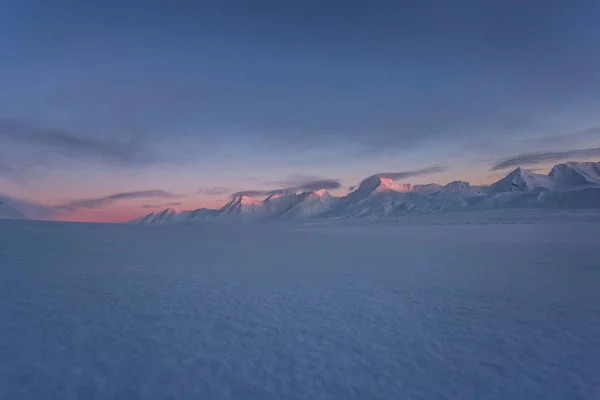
left=1, top=212, right=600, bottom=399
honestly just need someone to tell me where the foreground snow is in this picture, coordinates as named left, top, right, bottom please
left=1, top=213, right=600, bottom=399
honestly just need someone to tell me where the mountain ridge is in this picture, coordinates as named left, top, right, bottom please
left=130, top=161, right=600, bottom=224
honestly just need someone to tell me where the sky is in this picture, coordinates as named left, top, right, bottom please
left=1, top=0, right=599, bottom=222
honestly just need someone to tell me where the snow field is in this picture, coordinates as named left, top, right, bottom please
left=1, top=217, right=600, bottom=399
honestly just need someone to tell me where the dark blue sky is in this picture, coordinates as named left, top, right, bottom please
left=1, top=0, right=599, bottom=220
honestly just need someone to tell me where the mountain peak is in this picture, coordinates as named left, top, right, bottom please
left=491, top=167, right=550, bottom=193
left=218, top=194, right=262, bottom=217
left=375, top=177, right=402, bottom=191
left=304, top=189, right=334, bottom=203
left=235, top=195, right=260, bottom=205
left=364, top=176, right=412, bottom=193
left=351, top=175, right=437, bottom=198
left=358, top=174, right=385, bottom=190
left=508, top=166, right=532, bottom=176
left=442, top=181, right=473, bottom=193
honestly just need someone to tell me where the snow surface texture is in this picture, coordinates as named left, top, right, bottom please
left=2, top=212, right=600, bottom=399
left=131, top=161, right=600, bottom=224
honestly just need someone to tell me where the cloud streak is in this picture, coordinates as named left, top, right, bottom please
left=230, top=190, right=272, bottom=198
left=196, top=187, right=232, bottom=196
left=491, top=148, right=600, bottom=170
left=295, top=179, right=341, bottom=191
left=0, top=119, right=154, bottom=166
left=264, top=174, right=323, bottom=188
left=260, top=174, right=341, bottom=192
left=141, top=202, right=182, bottom=209
left=56, top=190, right=181, bottom=211
left=374, top=166, right=445, bottom=181
left=266, top=174, right=342, bottom=191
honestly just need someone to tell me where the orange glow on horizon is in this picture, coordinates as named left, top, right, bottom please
left=54, top=208, right=140, bottom=223
left=51, top=197, right=225, bottom=223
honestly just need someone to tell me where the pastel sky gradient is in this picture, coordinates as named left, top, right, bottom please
left=1, top=0, right=599, bottom=222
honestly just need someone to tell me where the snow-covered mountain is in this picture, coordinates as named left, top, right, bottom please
left=489, top=167, right=552, bottom=193
left=130, top=208, right=183, bottom=225
left=279, top=189, right=337, bottom=219
left=215, top=194, right=263, bottom=219
left=129, top=161, right=600, bottom=224
left=324, top=175, right=489, bottom=218
left=0, top=201, right=28, bottom=220
left=129, top=189, right=339, bottom=224
left=130, top=207, right=215, bottom=224
left=548, top=161, right=600, bottom=187
left=442, top=181, right=488, bottom=195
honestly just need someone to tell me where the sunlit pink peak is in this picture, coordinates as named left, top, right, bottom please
left=373, top=177, right=413, bottom=192
left=229, top=193, right=261, bottom=203
left=311, top=189, right=330, bottom=197
left=238, top=195, right=260, bottom=205
left=354, top=175, right=389, bottom=194
left=353, top=175, right=443, bottom=198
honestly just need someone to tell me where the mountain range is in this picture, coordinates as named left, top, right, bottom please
left=130, top=161, right=600, bottom=224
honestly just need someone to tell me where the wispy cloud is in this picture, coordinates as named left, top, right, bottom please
left=56, top=190, right=181, bottom=211
left=264, top=174, right=341, bottom=191
left=0, top=119, right=154, bottom=166
left=264, top=174, right=322, bottom=187
left=230, top=190, right=272, bottom=198
left=295, top=179, right=341, bottom=191
left=196, top=186, right=232, bottom=196
left=141, top=202, right=182, bottom=209
left=374, top=166, right=445, bottom=181
left=491, top=148, right=600, bottom=170
left=525, top=127, right=600, bottom=147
